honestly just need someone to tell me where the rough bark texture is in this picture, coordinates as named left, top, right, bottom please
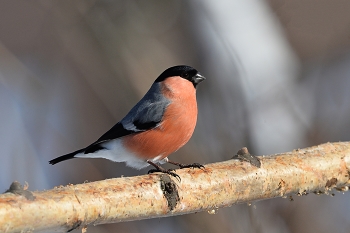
left=1, top=142, right=349, bottom=232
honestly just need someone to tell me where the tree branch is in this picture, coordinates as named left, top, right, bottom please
left=1, top=142, right=350, bottom=232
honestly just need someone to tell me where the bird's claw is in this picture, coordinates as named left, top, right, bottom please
left=167, top=160, right=205, bottom=170
left=148, top=168, right=181, bottom=181
left=178, top=162, right=205, bottom=170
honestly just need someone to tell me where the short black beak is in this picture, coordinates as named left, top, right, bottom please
left=193, top=73, right=206, bottom=85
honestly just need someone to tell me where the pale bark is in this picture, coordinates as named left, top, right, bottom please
left=1, top=142, right=349, bottom=232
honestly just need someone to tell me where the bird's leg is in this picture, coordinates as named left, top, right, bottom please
left=147, top=161, right=181, bottom=181
left=167, top=160, right=205, bottom=169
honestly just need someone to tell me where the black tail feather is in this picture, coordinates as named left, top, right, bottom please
left=49, top=148, right=85, bottom=165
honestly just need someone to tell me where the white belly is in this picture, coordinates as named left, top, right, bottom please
left=74, top=139, right=166, bottom=169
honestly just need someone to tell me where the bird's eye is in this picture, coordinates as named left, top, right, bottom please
left=182, top=72, right=189, bottom=79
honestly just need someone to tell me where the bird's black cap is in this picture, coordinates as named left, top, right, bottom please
left=155, top=65, right=205, bottom=87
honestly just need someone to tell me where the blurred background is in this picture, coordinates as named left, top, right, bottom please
left=1, top=0, right=350, bottom=232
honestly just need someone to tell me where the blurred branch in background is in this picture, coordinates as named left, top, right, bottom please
left=1, top=142, right=349, bottom=233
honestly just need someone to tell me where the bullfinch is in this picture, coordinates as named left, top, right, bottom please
left=49, top=65, right=205, bottom=178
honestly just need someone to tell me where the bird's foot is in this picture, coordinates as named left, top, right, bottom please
left=167, top=160, right=205, bottom=170
left=147, top=161, right=181, bottom=181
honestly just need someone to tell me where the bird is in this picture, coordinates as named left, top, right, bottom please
left=49, top=65, right=206, bottom=178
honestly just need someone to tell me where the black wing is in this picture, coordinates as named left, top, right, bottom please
left=49, top=82, right=170, bottom=164
left=83, top=122, right=135, bottom=154
left=49, top=123, right=135, bottom=164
